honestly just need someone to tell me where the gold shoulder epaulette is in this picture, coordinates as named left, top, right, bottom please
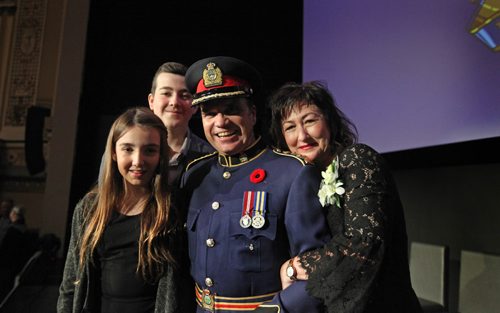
left=186, top=151, right=218, bottom=171
left=272, top=148, right=309, bottom=166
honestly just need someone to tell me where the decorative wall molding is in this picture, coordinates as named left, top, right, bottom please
left=0, top=0, right=48, bottom=193
left=2, top=0, right=47, bottom=140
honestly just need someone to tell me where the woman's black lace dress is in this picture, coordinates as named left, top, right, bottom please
left=299, top=144, right=422, bottom=313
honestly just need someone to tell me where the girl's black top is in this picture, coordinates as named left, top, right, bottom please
left=96, top=210, right=158, bottom=313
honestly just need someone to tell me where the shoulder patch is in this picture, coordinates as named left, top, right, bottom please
left=272, top=148, right=309, bottom=166
left=186, top=151, right=218, bottom=171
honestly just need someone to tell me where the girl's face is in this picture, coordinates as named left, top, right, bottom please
left=281, top=103, right=333, bottom=168
left=113, top=126, right=161, bottom=191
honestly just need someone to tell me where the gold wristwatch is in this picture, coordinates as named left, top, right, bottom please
left=286, top=258, right=297, bottom=281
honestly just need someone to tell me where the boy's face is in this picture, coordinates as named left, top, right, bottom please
left=148, top=72, right=196, bottom=130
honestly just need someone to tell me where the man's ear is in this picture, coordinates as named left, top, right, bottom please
left=147, top=93, right=155, bottom=110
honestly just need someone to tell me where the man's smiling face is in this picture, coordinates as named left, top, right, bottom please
left=200, top=97, right=256, bottom=155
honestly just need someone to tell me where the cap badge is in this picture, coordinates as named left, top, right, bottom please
left=203, top=62, right=223, bottom=88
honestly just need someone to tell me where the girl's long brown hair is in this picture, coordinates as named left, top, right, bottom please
left=79, top=107, right=176, bottom=282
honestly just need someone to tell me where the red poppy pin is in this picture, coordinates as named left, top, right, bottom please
left=250, top=168, right=266, bottom=184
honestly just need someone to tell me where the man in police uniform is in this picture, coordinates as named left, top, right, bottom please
left=181, top=56, right=330, bottom=313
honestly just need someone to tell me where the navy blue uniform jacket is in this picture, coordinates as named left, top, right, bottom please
left=180, top=140, right=331, bottom=313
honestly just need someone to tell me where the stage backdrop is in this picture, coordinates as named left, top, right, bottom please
left=303, top=0, right=500, bottom=153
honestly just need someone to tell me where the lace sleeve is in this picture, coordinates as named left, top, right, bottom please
left=298, top=144, right=394, bottom=312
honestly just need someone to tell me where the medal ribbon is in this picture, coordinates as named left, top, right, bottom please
left=242, top=191, right=254, bottom=218
left=253, top=191, right=267, bottom=218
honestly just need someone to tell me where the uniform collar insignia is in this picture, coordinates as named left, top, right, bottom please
left=218, top=137, right=265, bottom=167
left=202, top=62, right=223, bottom=88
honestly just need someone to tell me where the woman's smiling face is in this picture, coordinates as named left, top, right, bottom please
left=281, top=103, right=333, bottom=168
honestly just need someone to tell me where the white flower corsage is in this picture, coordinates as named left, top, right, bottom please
left=318, top=157, right=345, bottom=207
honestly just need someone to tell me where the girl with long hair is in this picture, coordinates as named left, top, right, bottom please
left=58, top=107, right=182, bottom=313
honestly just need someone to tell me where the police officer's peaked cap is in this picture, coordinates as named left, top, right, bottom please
left=186, top=56, right=262, bottom=106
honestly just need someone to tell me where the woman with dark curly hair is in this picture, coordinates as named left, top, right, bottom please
left=269, top=81, right=422, bottom=313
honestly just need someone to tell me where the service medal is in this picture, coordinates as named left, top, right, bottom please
left=252, top=215, right=265, bottom=229
left=240, top=214, right=252, bottom=228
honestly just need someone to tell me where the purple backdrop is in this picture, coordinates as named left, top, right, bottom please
left=303, top=0, right=500, bottom=152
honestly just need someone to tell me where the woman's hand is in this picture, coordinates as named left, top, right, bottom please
left=280, top=259, right=294, bottom=289
left=280, top=256, right=309, bottom=289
